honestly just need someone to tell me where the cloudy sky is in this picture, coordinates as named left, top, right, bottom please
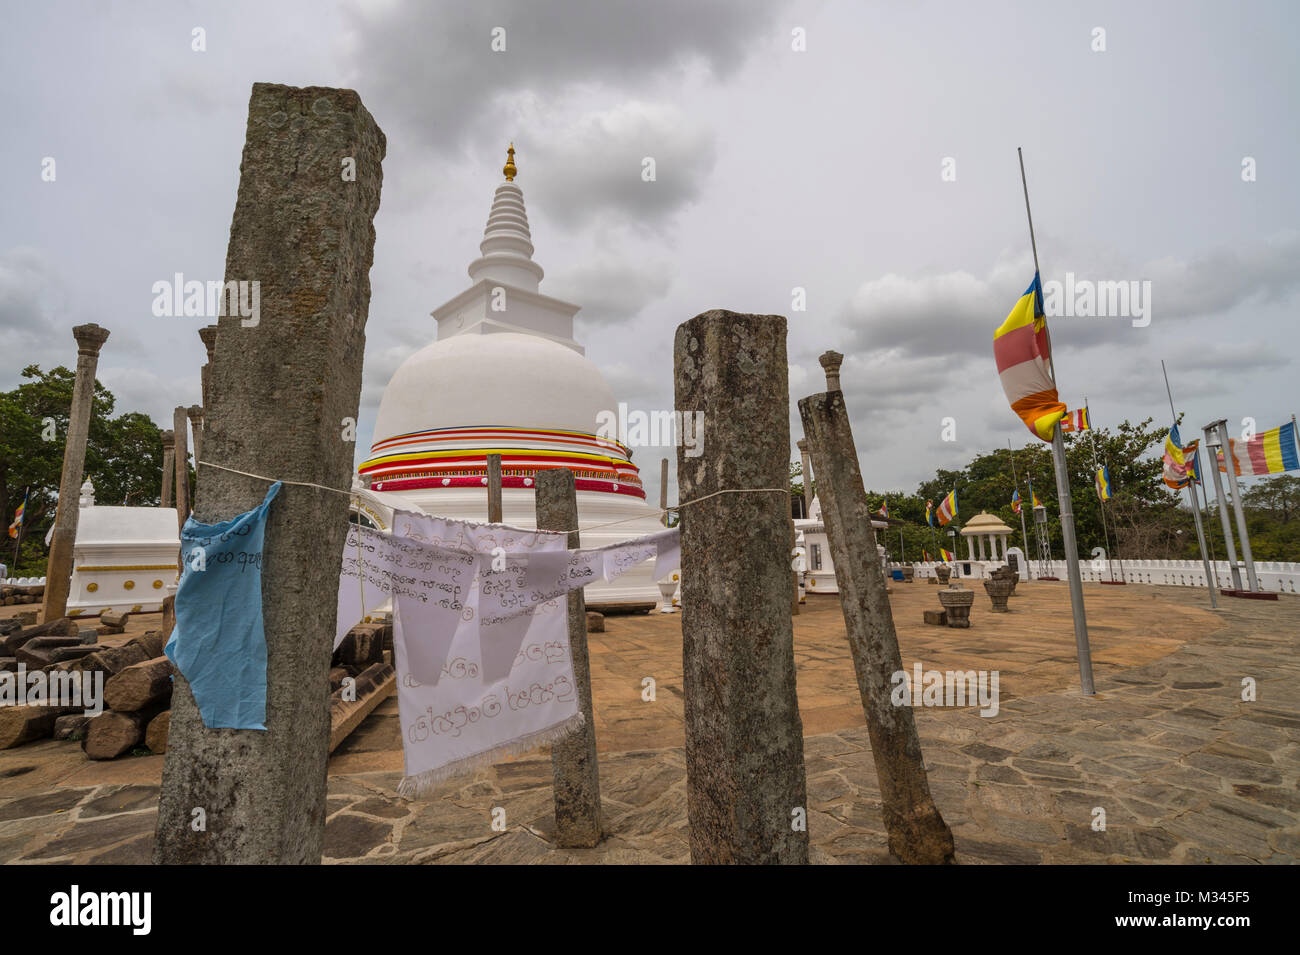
left=3, top=0, right=1297, bottom=505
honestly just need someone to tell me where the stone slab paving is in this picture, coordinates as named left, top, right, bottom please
left=1, top=586, right=1295, bottom=863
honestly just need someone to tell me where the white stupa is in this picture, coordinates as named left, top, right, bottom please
left=358, top=146, right=665, bottom=608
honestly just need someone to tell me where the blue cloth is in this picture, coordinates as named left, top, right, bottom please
left=166, top=482, right=281, bottom=730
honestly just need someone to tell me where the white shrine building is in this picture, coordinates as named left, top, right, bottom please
left=794, top=495, right=889, bottom=595
left=47, top=480, right=179, bottom=617
left=356, top=146, right=665, bottom=608
left=960, top=511, right=1014, bottom=563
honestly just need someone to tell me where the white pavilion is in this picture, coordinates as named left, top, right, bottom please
left=960, top=511, right=1014, bottom=564
left=357, top=146, right=665, bottom=608
left=794, top=494, right=889, bottom=595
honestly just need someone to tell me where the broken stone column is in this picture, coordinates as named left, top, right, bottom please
left=172, top=406, right=191, bottom=535
left=674, top=309, right=808, bottom=864
left=796, top=437, right=812, bottom=517
left=188, top=405, right=204, bottom=473
left=798, top=389, right=955, bottom=864
left=198, top=325, right=218, bottom=411
left=154, top=83, right=385, bottom=865
left=160, top=430, right=175, bottom=508
left=535, top=469, right=602, bottom=847
left=486, top=452, right=502, bottom=523
left=659, top=457, right=669, bottom=527
left=42, top=323, right=110, bottom=622
left=818, top=350, right=843, bottom=392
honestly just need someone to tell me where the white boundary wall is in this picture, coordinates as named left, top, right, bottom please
left=901, top=559, right=1300, bottom=594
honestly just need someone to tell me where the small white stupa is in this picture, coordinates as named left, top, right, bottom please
left=46, top=479, right=179, bottom=616
left=358, top=146, right=665, bottom=608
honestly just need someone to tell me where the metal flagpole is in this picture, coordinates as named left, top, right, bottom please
left=1204, top=421, right=1244, bottom=590
left=1215, top=419, right=1260, bottom=591
left=1083, top=397, right=1118, bottom=582
left=1019, top=147, right=1094, bottom=695
left=1162, top=361, right=1217, bottom=608
left=1008, top=440, right=1032, bottom=579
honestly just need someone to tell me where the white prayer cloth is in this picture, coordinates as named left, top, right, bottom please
left=335, top=510, right=680, bottom=796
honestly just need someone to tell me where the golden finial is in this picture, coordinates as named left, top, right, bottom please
left=503, top=142, right=517, bottom=181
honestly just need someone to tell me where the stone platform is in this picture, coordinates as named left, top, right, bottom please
left=1, top=584, right=1296, bottom=864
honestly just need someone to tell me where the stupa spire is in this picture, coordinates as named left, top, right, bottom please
left=468, top=143, right=543, bottom=291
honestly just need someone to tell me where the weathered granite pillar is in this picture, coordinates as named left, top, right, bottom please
left=536, top=469, right=602, bottom=847
left=154, top=82, right=385, bottom=864
left=819, top=349, right=843, bottom=392
left=798, top=389, right=955, bottom=864
left=796, top=437, right=812, bottom=517
left=160, top=430, right=175, bottom=508
left=486, top=452, right=502, bottom=523
left=172, top=406, right=191, bottom=535
left=674, top=309, right=808, bottom=864
left=188, top=405, right=204, bottom=473
left=659, top=457, right=669, bottom=527
left=198, top=325, right=218, bottom=412
left=42, top=323, right=110, bottom=622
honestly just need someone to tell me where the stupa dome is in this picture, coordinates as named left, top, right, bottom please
left=373, top=332, right=614, bottom=439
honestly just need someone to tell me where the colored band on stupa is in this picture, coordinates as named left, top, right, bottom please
left=359, top=425, right=645, bottom=498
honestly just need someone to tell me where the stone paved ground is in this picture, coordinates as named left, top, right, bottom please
left=1, top=584, right=1296, bottom=863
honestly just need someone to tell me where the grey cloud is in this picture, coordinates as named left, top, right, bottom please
left=345, top=0, right=785, bottom=150
left=555, top=258, right=674, bottom=325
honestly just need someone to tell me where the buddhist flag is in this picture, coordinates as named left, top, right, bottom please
left=922, top=549, right=931, bottom=563
left=925, top=499, right=936, bottom=527
left=1217, top=420, right=1300, bottom=477
left=1163, top=425, right=1199, bottom=489
left=939, top=548, right=953, bottom=562
left=1011, top=489, right=1022, bottom=514
left=994, top=273, right=1067, bottom=442
left=877, top=500, right=889, bottom=519
left=7, top=493, right=25, bottom=540
left=936, top=490, right=957, bottom=526
left=1030, top=483, right=1043, bottom=509
left=1095, top=466, right=1111, bottom=502
left=1059, top=408, right=1090, bottom=433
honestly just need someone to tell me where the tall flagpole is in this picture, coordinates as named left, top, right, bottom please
left=1019, top=147, right=1094, bottom=695
left=1008, top=440, right=1032, bottom=579
left=1162, top=360, right=1218, bottom=608
left=1083, top=397, right=1120, bottom=582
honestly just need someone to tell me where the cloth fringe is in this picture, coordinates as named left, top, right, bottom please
left=396, top=711, right=586, bottom=799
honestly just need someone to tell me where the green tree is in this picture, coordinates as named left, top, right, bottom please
left=0, top=366, right=165, bottom=575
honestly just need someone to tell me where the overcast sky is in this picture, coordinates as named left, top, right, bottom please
left=3, top=0, right=1297, bottom=506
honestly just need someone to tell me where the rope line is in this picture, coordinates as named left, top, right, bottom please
left=198, top=459, right=788, bottom=535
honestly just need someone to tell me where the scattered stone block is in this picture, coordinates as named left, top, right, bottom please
left=1, top=704, right=76, bottom=749
left=82, top=709, right=156, bottom=760
left=586, top=611, right=605, bottom=633
left=923, top=609, right=948, bottom=626
left=334, top=623, right=387, bottom=671
left=53, top=713, right=90, bottom=740
left=50, top=645, right=101, bottom=663
left=16, top=635, right=82, bottom=666
left=99, top=611, right=128, bottom=634
left=104, top=657, right=174, bottom=712
left=130, top=630, right=168, bottom=660
left=16, top=610, right=38, bottom=626
left=145, top=710, right=170, bottom=754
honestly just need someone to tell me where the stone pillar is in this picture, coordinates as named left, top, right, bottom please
left=535, top=469, right=602, bottom=847
left=798, top=390, right=955, bottom=864
left=155, top=83, right=385, bottom=865
left=172, top=406, right=191, bottom=535
left=659, top=457, right=669, bottom=527
left=198, top=325, right=218, bottom=412
left=967, top=536, right=975, bottom=561
left=674, top=309, right=808, bottom=864
left=188, top=405, right=205, bottom=471
left=819, top=350, right=843, bottom=392
left=160, top=430, right=175, bottom=508
left=797, top=437, right=812, bottom=518
left=42, top=323, right=110, bottom=622
left=486, top=453, right=502, bottom=523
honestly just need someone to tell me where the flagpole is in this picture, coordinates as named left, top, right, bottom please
left=1083, top=398, right=1120, bottom=582
left=1007, top=440, right=1032, bottom=580
left=1162, top=360, right=1218, bottom=608
left=11, top=486, right=27, bottom=572
left=1019, top=147, right=1094, bottom=695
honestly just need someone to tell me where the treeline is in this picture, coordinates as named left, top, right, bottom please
left=791, top=418, right=1299, bottom=563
